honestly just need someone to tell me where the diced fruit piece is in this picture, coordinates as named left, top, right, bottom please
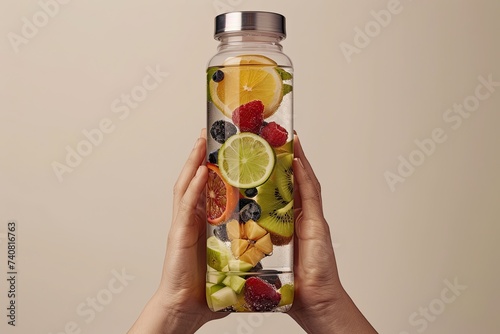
left=222, top=276, right=232, bottom=287
left=244, top=277, right=281, bottom=312
left=239, top=247, right=265, bottom=267
left=207, top=270, right=226, bottom=284
left=218, top=132, right=276, bottom=188
left=211, top=287, right=238, bottom=311
left=226, top=220, right=273, bottom=266
left=226, top=219, right=241, bottom=241
left=228, top=259, right=254, bottom=272
left=278, top=284, right=294, bottom=306
left=210, top=120, right=237, bottom=144
left=232, top=100, right=264, bottom=134
left=254, top=233, right=273, bottom=255
left=234, top=291, right=249, bottom=312
left=206, top=283, right=225, bottom=309
left=208, top=65, right=283, bottom=118
left=231, top=239, right=250, bottom=258
left=238, top=198, right=262, bottom=222
left=207, top=164, right=239, bottom=225
left=229, top=276, right=246, bottom=294
left=244, top=188, right=258, bottom=197
left=207, top=236, right=231, bottom=271
left=212, top=70, right=224, bottom=82
left=260, top=121, right=288, bottom=147
left=207, top=283, right=225, bottom=295
left=244, top=220, right=267, bottom=241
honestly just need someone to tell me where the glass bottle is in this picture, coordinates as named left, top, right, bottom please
left=206, top=11, right=293, bottom=313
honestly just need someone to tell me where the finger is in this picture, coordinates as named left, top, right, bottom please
left=294, top=135, right=321, bottom=193
left=200, top=128, right=207, bottom=139
left=173, top=136, right=206, bottom=217
left=293, top=157, right=324, bottom=222
left=170, top=166, right=208, bottom=245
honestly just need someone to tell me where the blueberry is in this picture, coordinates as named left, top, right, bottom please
left=261, top=272, right=282, bottom=289
left=208, top=150, right=219, bottom=164
left=210, top=120, right=237, bottom=144
left=238, top=198, right=261, bottom=222
left=214, top=224, right=229, bottom=242
left=212, top=70, right=224, bottom=83
left=249, top=262, right=263, bottom=272
left=244, top=188, right=258, bottom=198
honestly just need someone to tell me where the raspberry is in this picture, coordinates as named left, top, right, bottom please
left=232, top=100, right=264, bottom=134
left=260, top=122, right=288, bottom=147
left=244, top=277, right=281, bottom=311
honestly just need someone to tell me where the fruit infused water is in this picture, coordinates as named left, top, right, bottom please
left=206, top=12, right=294, bottom=312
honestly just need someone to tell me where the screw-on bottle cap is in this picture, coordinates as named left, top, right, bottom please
left=214, top=11, right=286, bottom=40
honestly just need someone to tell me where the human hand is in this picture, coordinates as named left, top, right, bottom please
left=128, top=129, right=227, bottom=334
left=288, top=134, right=377, bottom=334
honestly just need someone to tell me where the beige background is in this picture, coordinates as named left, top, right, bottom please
left=1, top=0, right=499, bottom=333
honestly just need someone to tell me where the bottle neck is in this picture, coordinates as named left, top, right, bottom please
left=217, top=33, right=283, bottom=52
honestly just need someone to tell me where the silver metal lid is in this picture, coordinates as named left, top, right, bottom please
left=214, top=11, right=286, bottom=40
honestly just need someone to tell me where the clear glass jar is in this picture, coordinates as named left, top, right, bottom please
left=206, top=11, right=294, bottom=313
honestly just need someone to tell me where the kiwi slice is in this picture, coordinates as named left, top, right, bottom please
left=258, top=200, right=294, bottom=246
left=274, top=153, right=293, bottom=203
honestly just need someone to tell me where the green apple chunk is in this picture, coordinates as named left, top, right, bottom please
left=207, top=271, right=226, bottom=284
left=228, top=259, right=254, bottom=272
left=207, top=236, right=231, bottom=271
left=229, top=276, right=246, bottom=294
left=210, top=286, right=238, bottom=311
left=206, top=283, right=225, bottom=309
left=278, top=284, right=294, bottom=306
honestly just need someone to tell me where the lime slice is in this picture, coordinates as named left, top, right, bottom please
left=209, top=65, right=283, bottom=119
left=218, top=133, right=276, bottom=188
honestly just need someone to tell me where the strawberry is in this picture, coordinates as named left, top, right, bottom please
left=232, top=100, right=264, bottom=134
left=244, top=277, right=281, bottom=311
left=260, top=122, right=288, bottom=147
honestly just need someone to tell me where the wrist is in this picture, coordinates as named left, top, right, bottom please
left=128, top=291, right=205, bottom=334
left=289, top=289, right=376, bottom=334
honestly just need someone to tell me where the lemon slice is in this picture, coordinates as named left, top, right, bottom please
left=223, top=55, right=277, bottom=66
left=209, top=64, right=283, bottom=119
left=218, top=132, right=275, bottom=188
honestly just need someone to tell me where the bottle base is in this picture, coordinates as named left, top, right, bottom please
left=206, top=272, right=294, bottom=313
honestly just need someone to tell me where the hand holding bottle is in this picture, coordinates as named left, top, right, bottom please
left=128, top=130, right=226, bottom=334
left=288, top=134, right=377, bottom=333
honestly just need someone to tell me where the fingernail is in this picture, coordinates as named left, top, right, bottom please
left=295, top=158, right=305, bottom=169
left=193, top=138, right=200, bottom=148
left=195, top=166, right=203, bottom=177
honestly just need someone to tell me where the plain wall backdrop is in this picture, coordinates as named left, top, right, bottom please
left=1, top=0, right=499, bottom=333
